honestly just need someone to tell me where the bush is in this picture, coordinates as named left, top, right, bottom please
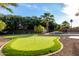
left=0, top=20, right=6, bottom=31
left=34, top=25, right=45, bottom=33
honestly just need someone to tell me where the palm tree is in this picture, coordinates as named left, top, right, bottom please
left=41, top=13, right=54, bottom=32
left=0, top=3, right=17, bottom=13
left=70, top=19, right=73, bottom=28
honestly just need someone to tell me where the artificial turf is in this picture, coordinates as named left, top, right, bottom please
left=2, top=34, right=61, bottom=56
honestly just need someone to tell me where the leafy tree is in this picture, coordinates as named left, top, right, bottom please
left=0, top=20, right=6, bottom=31
left=62, top=21, right=70, bottom=28
left=34, top=25, right=45, bottom=33
left=0, top=13, right=57, bottom=34
left=48, top=21, right=57, bottom=32
left=54, top=24, right=61, bottom=31
left=60, top=21, right=70, bottom=32
left=75, top=11, right=79, bottom=16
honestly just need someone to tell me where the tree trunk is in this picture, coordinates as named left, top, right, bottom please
left=46, top=21, right=49, bottom=32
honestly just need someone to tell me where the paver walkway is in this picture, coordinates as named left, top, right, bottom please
left=52, top=35, right=79, bottom=56
left=0, top=37, right=10, bottom=56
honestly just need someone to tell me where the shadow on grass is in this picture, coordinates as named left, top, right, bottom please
left=2, top=34, right=34, bottom=39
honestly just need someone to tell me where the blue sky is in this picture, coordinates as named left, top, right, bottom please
left=0, top=3, right=70, bottom=24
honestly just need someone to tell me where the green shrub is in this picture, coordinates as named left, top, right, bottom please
left=34, top=25, right=45, bottom=33
left=0, top=20, right=6, bottom=31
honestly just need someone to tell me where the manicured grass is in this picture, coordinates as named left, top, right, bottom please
left=2, top=34, right=61, bottom=56
left=2, top=34, right=33, bottom=39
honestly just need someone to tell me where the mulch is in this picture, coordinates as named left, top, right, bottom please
left=0, top=35, right=79, bottom=56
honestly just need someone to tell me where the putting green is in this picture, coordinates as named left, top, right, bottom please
left=11, top=37, right=55, bottom=51
left=2, top=34, right=62, bottom=56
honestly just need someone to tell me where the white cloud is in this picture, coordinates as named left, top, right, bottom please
left=43, top=7, right=52, bottom=12
left=61, top=1, right=79, bottom=27
left=26, top=4, right=52, bottom=12
left=62, top=2, right=79, bottom=19
left=25, top=4, right=38, bottom=9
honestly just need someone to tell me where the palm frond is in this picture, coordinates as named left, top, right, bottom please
left=0, top=3, right=17, bottom=13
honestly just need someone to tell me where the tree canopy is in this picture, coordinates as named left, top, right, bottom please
left=41, top=13, right=55, bottom=32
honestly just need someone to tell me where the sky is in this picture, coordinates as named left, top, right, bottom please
left=0, top=3, right=79, bottom=27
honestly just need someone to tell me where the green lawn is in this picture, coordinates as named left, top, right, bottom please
left=2, top=34, right=62, bottom=56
